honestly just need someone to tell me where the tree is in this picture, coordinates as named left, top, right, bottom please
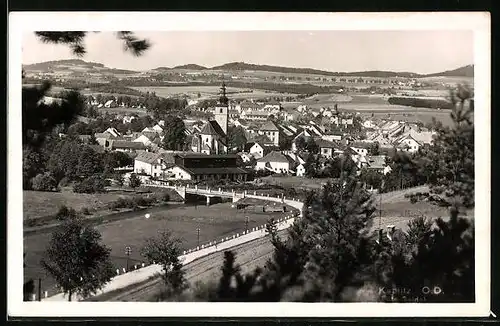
left=306, top=138, right=318, bottom=154
left=294, top=137, right=307, bottom=152
left=31, top=172, right=58, bottom=192
left=23, top=148, right=44, bottom=189
left=41, top=218, right=114, bottom=301
left=419, top=84, right=474, bottom=211
left=279, top=134, right=292, bottom=151
left=73, top=175, right=108, bottom=194
left=141, top=230, right=187, bottom=298
left=303, top=154, right=318, bottom=178
left=128, top=173, right=141, bottom=188
left=34, top=31, right=150, bottom=57
left=227, top=126, right=247, bottom=152
left=55, top=205, right=80, bottom=221
left=161, top=116, right=187, bottom=150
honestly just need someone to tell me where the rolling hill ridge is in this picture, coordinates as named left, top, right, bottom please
left=24, top=59, right=474, bottom=78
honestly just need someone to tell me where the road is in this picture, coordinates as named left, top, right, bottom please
left=88, top=232, right=279, bottom=301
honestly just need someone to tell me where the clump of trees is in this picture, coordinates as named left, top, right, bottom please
left=161, top=115, right=187, bottom=150
left=388, top=96, right=454, bottom=110
left=41, top=217, right=115, bottom=301
left=141, top=230, right=187, bottom=300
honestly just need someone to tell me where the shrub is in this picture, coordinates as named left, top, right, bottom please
left=58, top=177, right=71, bottom=188
left=55, top=205, right=79, bottom=221
left=73, top=175, right=107, bottom=194
left=129, top=173, right=141, bottom=188
left=31, top=172, right=58, bottom=192
left=133, top=195, right=156, bottom=207
left=81, top=207, right=91, bottom=215
left=161, top=192, right=170, bottom=202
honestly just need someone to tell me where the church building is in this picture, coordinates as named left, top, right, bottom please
left=191, top=82, right=229, bottom=155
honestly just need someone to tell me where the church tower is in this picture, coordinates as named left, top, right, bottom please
left=214, top=82, right=229, bottom=137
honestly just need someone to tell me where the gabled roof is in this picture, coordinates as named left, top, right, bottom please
left=315, top=138, right=337, bottom=149
left=248, top=133, right=273, bottom=144
left=260, top=121, right=279, bottom=131
left=257, top=151, right=295, bottom=165
left=366, top=155, right=387, bottom=170
left=200, top=120, right=226, bottom=138
left=111, top=140, right=146, bottom=150
left=135, top=151, right=162, bottom=164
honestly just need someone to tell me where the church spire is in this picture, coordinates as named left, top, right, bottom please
left=219, top=81, right=228, bottom=106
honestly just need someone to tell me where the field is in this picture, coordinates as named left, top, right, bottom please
left=24, top=202, right=290, bottom=296
left=23, top=190, right=138, bottom=221
left=131, top=86, right=296, bottom=101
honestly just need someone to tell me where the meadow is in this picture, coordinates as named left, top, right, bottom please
left=131, top=86, right=297, bottom=100
left=24, top=202, right=289, bottom=297
left=23, top=190, right=137, bottom=221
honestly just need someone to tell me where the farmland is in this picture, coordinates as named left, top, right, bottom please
left=131, top=86, right=297, bottom=101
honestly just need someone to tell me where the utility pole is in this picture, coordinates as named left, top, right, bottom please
left=38, top=278, right=42, bottom=301
left=196, top=228, right=200, bottom=247
left=125, top=246, right=131, bottom=272
left=245, top=216, right=249, bottom=233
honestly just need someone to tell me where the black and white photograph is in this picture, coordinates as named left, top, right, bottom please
left=8, top=12, right=490, bottom=318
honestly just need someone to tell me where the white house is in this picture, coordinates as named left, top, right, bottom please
left=315, top=139, right=338, bottom=159
left=104, top=127, right=121, bottom=138
left=363, top=120, right=377, bottom=129
left=133, top=152, right=175, bottom=178
left=255, top=151, right=296, bottom=174
left=168, top=166, right=194, bottom=180
left=321, top=134, right=342, bottom=142
left=366, top=155, right=392, bottom=175
left=350, top=146, right=368, bottom=157
left=296, top=163, right=306, bottom=177
left=258, top=121, right=280, bottom=146
left=249, top=142, right=279, bottom=159
left=152, top=124, right=164, bottom=133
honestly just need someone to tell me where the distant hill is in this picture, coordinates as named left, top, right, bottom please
left=423, top=64, right=474, bottom=78
left=209, top=62, right=422, bottom=78
left=173, top=64, right=207, bottom=70
left=23, top=59, right=138, bottom=75
left=24, top=59, right=474, bottom=80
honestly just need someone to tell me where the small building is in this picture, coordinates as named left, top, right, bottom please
left=255, top=151, right=296, bottom=174
left=258, top=121, right=280, bottom=146
left=296, top=163, right=306, bottom=177
left=248, top=142, right=279, bottom=159
left=109, top=140, right=147, bottom=153
left=315, top=138, right=338, bottom=159
left=170, top=153, right=248, bottom=182
left=366, top=155, right=392, bottom=175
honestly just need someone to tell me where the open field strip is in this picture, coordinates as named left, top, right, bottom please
left=42, top=214, right=297, bottom=301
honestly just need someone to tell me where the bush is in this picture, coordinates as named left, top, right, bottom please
left=133, top=195, right=157, bottom=207
left=58, top=177, right=71, bottom=188
left=161, top=192, right=170, bottom=202
left=55, top=205, right=79, bottom=221
left=31, top=172, right=58, bottom=192
left=73, top=175, right=108, bottom=194
left=80, top=207, right=91, bottom=215
left=129, top=173, right=141, bottom=188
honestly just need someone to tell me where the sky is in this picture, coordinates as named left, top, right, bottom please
left=22, top=31, right=473, bottom=74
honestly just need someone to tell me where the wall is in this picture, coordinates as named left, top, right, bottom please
left=134, top=160, right=152, bottom=175
left=170, top=166, right=192, bottom=180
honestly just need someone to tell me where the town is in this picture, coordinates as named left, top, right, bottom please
left=20, top=30, right=476, bottom=307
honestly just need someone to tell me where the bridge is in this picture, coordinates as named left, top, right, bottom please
left=144, top=180, right=304, bottom=215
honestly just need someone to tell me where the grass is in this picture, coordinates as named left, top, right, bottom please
left=23, top=189, right=137, bottom=221
left=24, top=201, right=290, bottom=297
left=258, top=175, right=326, bottom=190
